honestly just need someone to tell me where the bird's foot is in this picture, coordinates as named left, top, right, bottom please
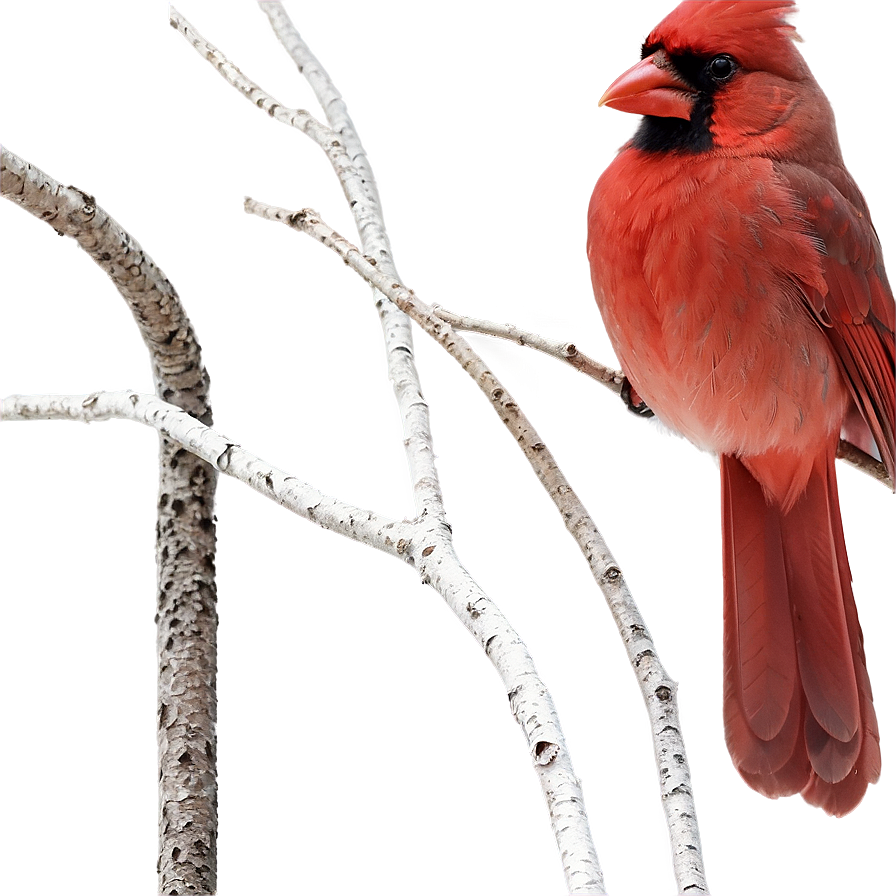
left=621, top=377, right=654, bottom=418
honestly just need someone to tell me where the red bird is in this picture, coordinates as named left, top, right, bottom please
left=588, top=1, right=894, bottom=815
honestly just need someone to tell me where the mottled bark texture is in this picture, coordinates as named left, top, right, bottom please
left=0, top=150, right=209, bottom=414
left=1, top=148, right=218, bottom=894
left=156, top=440, right=217, bottom=895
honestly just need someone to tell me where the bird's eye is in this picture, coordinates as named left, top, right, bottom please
left=708, top=54, right=736, bottom=82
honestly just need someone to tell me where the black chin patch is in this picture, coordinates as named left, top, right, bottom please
left=632, top=93, right=714, bottom=153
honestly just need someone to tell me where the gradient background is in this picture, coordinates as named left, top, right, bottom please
left=2, top=2, right=892, bottom=893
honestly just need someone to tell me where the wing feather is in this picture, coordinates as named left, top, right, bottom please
left=775, top=162, right=896, bottom=480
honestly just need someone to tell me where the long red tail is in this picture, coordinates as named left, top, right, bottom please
left=721, top=452, right=880, bottom=815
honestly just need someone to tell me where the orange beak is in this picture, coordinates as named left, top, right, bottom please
left=599, top=53, right=695, bottom=121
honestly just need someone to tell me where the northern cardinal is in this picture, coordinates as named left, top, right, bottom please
left=587, top=1, right=894, bottom=815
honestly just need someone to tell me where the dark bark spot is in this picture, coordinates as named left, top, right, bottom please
left=603, top=565, right=621, bottom=582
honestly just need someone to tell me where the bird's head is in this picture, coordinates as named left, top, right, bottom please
left=600, top=1, right=837, bottom=159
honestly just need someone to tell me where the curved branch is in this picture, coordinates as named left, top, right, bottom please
left=0, top=148, right=210, bottom=417
left=1, top=147, right=218, bottom=893
left=245, top=201, right=710, bottom=894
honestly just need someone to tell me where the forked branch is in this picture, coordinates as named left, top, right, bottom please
left=245, top=200, right=709, bottom=894
left=170, top=4, right=606, bottom=891
left=0, top=387, right=605, bottom=894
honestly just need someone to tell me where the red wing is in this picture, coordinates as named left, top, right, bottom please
left=776, top=162, right=895, bottom=482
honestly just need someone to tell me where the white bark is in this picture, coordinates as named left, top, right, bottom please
left=172, top=6, right=609, bottom=891
left=170, top=4, right=446, bottom=522
left=2, top=391, right=409, bottom=553
left=1, top=387, right=605, bottom=894
left=0, top=3, right=892, bottom=890
left=433, top=306, right=625, bottom=391
left=243, top=202, right=711, bottom=892
left=433, top=306, right=892, bottom=489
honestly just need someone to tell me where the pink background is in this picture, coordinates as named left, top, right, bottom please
left=0, top=0, right=896, bottom=894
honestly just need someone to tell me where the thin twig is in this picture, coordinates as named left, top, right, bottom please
left=835, top=439, right=893, bottom=488
left=171, top=3, right=444, bottom=522
left=431, top=305, right=892, bottom=488
left=432, top=306, right=624, bottom=391
left=245, top=201, right=710, bottom=894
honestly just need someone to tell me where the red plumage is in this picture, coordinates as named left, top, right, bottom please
left=587, top=0, right=894, bottom=815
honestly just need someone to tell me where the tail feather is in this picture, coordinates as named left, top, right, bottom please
left=803, top=712, right=860, bottom=784
left=739, top=727, right=811, bottom=799
left=780, top=454, right=860, bottom=743
left=800, top=458, right=881, bottom=815
left=721, top=451, right=878, bottom=815
left=802, top=679, right=880, bottom=816
left=721, top=456, right=797, bottom=740
left=723, top=671, right=803, bottom=780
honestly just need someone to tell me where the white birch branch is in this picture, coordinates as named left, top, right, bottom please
left=257, top=1, right=444, bottom=524
left=431, top=310, right=891, bottom=488
left=1, top=391, right=410, bottom=554
left=244, top=202, right=710, bottom=894
left=1, top=387, right=605, bottom=894
left=0, top=3, right=892, bottom=892
left=170, top=4, right=444, bottom=525
left=169, top=4, right=604, bottom=892
left=432, top=306, right=625, bottom=392
left=1, top=145, right=218, bottom=893
left=0, top=148, right=209, bottom=415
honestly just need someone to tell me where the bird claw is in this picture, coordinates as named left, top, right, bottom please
left=621, top=377, right=655, bottom=418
